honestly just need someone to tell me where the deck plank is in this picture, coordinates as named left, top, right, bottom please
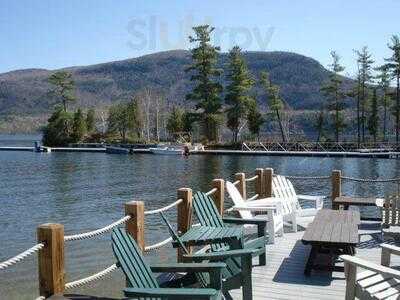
left=231, top=222, right=400, bottom=299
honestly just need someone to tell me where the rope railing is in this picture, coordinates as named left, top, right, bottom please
left=64, top=215, right=131, bottom=241
left=341, top=176, right=400, bottom=183
left=276, top=174, right=331, bottom=180
left=233, top=180, right=240, bottom=186
left=0, top=243, right=44, bottom=270
left=205, top=187, right=218, bottom=196
left=247, top=194, right=259, bottom=201
left=144, top=199, right=183, bottom=215
left=144, top=237, right=173, bottom=252
left=245, top=175, right=258, bottom=182
left=64, top=263, right=118, bottom=290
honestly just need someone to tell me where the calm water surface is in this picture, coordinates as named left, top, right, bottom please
left=0, top=135, right=399, bottom=299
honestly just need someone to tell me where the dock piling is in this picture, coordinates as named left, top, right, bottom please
left=211, top=179, right=225, bottom=215
left=235, top=173, right=246, bottom=200
left=264, top=168, right=274, bottom=197
left=37, top=223, right=65, bottom=298
left=125, top=201, right=145, bottom=251
left=255, top=168, right=265, bottom=198
left=331, top=170, right=342, bottom=206
left=177, top=188, right=193, bottom=262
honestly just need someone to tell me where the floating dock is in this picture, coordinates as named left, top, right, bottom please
left=1, top=146, right=399, bottom=158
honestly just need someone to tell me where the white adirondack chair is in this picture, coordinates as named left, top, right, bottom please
left=272, top=175, right=324, bottom=227
left=226, top=181, right=285, bottom=244
left=341, top=244, right=400, bottom=300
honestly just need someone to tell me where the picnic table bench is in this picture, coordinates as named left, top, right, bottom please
left=302, top=209, right=360, bottom=276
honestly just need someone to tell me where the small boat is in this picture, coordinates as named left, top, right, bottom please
left=149, top=146, right=184, bottom=155
left=106, top=146, right=130, bottom=154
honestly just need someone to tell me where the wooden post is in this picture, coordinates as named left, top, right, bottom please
left=331, top=170, right=342, bottom=207
left=255, top=168, right=264, bottom=198
left=211, top=179, right=225, bottom=215
left=125, top=201, right=145, bottom=251
left=37, top=223, right=65, bottom=298
left=177, top=188, right=193, bottom=262
left=344, top=262, right=357, bottom=300
left=235, top=173, right=246, bottom=200
left=264, top=168, right=274, bottom=197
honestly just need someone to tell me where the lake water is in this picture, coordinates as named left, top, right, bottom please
left=0, top=135, right=399, bottom=299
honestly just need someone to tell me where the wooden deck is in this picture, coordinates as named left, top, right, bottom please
left=231, top=221, right=400, bottom=300
left=54, top=221, right=399, bottom=300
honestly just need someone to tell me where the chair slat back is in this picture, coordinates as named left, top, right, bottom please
left=226, top=181, right=254, bottom=219
left=193, top=191, right=225, bottom=228
left=111, top=228, right=159, bottom=289
left=193, top=192, right=242, bottom=278
left=382, top=196, right=400, bottom=226
left=272, top=175, right=295, bottom=215
left=284, top=177, right=302, bottom=211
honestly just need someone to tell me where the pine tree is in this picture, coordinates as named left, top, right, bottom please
left=315, top=108, right=325, bottom=142
left=225, top=46, right=254, bottom=143
left=376, top=66, right=392, bottom=141
left=166, top=107, right=184, bottom=137
left=185, top=25, right=223, bottom=142
left=72, top=108, right=87, bottom=142
left=42, top=108, right=74, bottom=146
left=356, top=47, right=374, bottom=142
left=247, top=99, right=264, bottom=141
left=48, top=71, right=76, bottom=112
left=320, top=51, right=346, bottom=142
left=368, top=88, right=379, bottom=143
left=107, top=102, right=136, bottom=142
left=384, top=35, right=400, bottom=143
left=260, top=71, right=287, bottom=142
left=86, top=108, right=95, bottom=133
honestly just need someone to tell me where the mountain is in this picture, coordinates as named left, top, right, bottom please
left=0, top=50, right=353, bottom=127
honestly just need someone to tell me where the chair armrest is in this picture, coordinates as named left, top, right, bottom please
left=223, top=217, right=267, bottom=225
left=297, top=195, right=325, bottom=201
left=381, top=244, right=400, bottom=266
left=184, top=248, right=257, bottom=261
left=230, top=205, right=279, bottom=212
left=150, top=262, right=226, bottom=273
left=247, top=197, right=283, bottom=205
left=341, top=254, right=400, bottom=280
left=124, top=287, right=219, bottom=298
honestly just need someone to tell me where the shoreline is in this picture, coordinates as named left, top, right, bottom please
left=0, top=145, right=399, bottom=158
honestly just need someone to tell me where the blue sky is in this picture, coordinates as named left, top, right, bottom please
left=0, top=0, right=399, bottom=76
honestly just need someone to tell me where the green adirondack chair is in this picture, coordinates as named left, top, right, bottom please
left=160, top=212, right=256, bottom=300
left=111, top=227, right=225, bottom=300
left=193, top=191, right=267, bottom=266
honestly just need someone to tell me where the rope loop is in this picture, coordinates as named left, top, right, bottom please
left=0, top=243, right=44, bottom=270
left=144, top=199, right=183, bottom=215
left=205, top=188, right=218, bottom=196
left=144, top=237, right=173, bottom=252
left=341, top=176, right=400, bottom=183
left=64, top=216, right=131, bottom=241
left=65, top=263, right=118, bottom=290
left=245, top=175, right=258, bottom=182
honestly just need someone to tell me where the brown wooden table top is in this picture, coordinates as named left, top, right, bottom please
left=302, top=209, right=360, bottom=246
left=334, top=196, right=383, bottom=207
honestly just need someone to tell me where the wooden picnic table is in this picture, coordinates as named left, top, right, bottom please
left=333, top=196, right=384, bottom=210
left=302, top=209, right=360, bottom=276
left=333, top=196, right=384, bottom=221
left=171, top=226, right=244, bottom=249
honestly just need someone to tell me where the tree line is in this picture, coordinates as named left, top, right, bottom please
left=317, top=36, right=400, bottom=144
left=42, top=25, right=400, bottom=146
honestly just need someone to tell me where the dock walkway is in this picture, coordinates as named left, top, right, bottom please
left=230, top=222, right=398, bottom=300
